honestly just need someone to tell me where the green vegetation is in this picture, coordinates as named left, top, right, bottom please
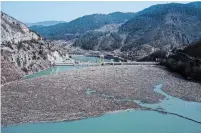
left=164, top=39, right=201, bottom=81
left=138, top=39, right=201, bottom=81
left=117, top=2, right=201, bottom=52
left=74, top=31, right=103, bottom=50
left=30, top=12, right=135, bottom=40
left=182, top=40, right=201, bottom=58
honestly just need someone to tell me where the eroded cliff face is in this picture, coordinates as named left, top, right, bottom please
left=1, top=12, right=66, bottom=84
left=1, top=12, right=39, bottom=43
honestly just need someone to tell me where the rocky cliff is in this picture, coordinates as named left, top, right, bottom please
left=1, top=12, right=67, bottom=84
left=1, top=12, right=39, bottom=43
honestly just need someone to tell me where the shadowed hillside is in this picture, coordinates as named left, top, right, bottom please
left=165, top=39, right=201, bottom=81
left=74, top=2, right=201, bottom=60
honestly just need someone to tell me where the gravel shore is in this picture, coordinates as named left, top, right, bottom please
left=1, top=65, right=201, bottom=126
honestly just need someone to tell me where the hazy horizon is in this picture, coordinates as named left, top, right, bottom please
left=1, top=1, right=189, bottom=23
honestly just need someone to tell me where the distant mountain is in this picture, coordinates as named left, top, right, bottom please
left=74, top=24, right=123, bottom=51
left=187, top=1, right=201, bottom=8
left=74, top=2, right=201, bottom=60
left=26, top=21, right=66, bottom=27
left=29, top=12, right=135, bottom=40
left=119, top=2, right=201, bottom=53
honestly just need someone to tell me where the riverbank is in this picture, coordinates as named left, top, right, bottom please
left=2, top=65, right=201, bottom=126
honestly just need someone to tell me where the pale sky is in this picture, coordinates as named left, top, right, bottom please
left=1, top=1, right=190, bottom=23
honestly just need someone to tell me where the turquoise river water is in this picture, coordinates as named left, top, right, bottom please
left=2, top=56, right=201, bottom=133
left=2, top=109, right=201, bottom=133
left=3, top=84, right=201, bottom=133
left=25, top=55, right=111, bottom=79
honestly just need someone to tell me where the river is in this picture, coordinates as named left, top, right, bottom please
left=3, top=55, right=201, bottom=133
left=2, top=109, right=201, bottom=133
left=25, top=55, right=112, bottom=79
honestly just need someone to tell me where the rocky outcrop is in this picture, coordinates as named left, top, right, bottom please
left=1, top=12, right=39, bottom=43
left=1, top=39, right=68, bottom=84
left=1, top=12, right=67, bottom=84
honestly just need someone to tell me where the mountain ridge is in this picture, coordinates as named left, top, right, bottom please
left=29, top=12, right=135, bottom=40
left=74, top=2, right=201, bottom=60
left=26, top=20, right=66, bottom=27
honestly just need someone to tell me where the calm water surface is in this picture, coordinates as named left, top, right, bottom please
left=2, top=110, right=201, bottom=133
left=71, top=55, right=112, bottom=62
left=24, top=66, right=86, bottom=79
left=2, top=84, right=201, bottom=133
left=135, top=84, right=201, bottom=122
left=25, top=55, right=111, bottom=79
left=7, top=56, right=201, bottom=133
left=87, top=84, right=201, bottom=122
